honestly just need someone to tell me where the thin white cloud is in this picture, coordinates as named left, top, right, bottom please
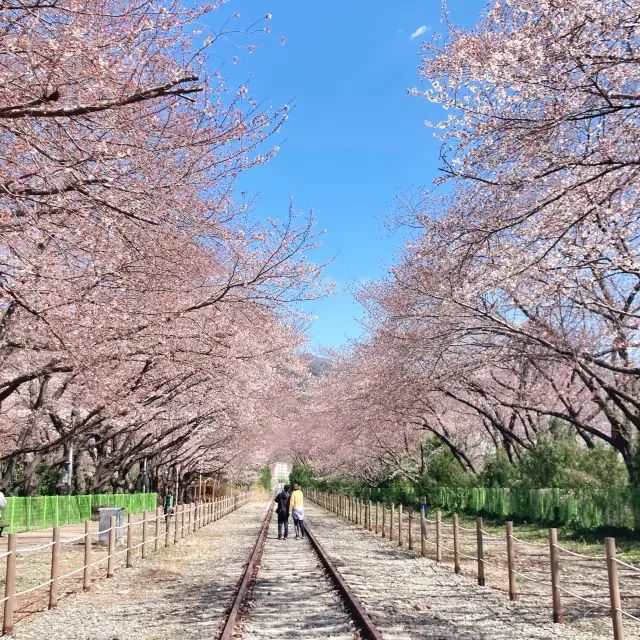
left=410, top=25, right=428, bottom=40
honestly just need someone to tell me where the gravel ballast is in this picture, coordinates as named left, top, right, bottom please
left=242, top=510, right=356, bottom=639
left=305, top=502, right=614, bottom=640
left=11, top=499, right=269, bottom=640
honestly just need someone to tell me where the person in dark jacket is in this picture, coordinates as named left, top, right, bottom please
left=275, top=485, right=291, bottom=540
left=163, top=489, right=174, bottom=516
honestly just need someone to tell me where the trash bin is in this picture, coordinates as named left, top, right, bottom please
left=98, top=507, right=125, bottom=545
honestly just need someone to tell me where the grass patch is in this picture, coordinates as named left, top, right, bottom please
left=447, top=512, right=640, bottom=563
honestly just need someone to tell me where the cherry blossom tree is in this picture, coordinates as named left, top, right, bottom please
left=294, top=1, right=640, bottom=507
left=0, top=0, right=329, bottom=494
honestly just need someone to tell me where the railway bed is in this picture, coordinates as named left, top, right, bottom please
left=220, top=505, right=382, bottom=639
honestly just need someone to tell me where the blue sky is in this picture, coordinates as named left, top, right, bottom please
left=205, top=1, right=486, bottom=350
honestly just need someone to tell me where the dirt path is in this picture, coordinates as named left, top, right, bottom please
left=10, top=500, right=269, bottom=640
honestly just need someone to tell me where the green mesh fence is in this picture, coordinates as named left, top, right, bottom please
left=1, top=493, right=158, bottom=533
left=435, top=487, right=639, bottom=530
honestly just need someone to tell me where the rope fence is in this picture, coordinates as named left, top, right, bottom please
left=310, top=490, right=640, bottom=640
left=0, top=491, right=252, bottom=636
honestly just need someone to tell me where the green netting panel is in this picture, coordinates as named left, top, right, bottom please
left=1, top=493, right=158, bottom=533
left=435, top=487, right=638, bottom=530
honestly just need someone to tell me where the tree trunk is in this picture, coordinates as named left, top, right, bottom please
left=75, top=451, right=86, bottom=494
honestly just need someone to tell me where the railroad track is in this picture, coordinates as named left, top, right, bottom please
left=218, top=502, right=383, bottom=639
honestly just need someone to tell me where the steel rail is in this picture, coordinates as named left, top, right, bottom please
left=217, top=500, right=274, bottom=640
left=305, top=524, right=384, bottom=640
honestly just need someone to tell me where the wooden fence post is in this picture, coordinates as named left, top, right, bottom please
left=84, top=520, right=92, bottom=590
left=107, top=515, right=116, bottom=578
left=408, top=508, right=413, bottom=551
left=368, top=500, right=373, bottom=530
left=126, top=514, right=133, bottom=568
left=398, top=504, right=403, bottom=546
left=421, top=502, right=427, bottom=557
left=382, top=504, right=386, bottom=538
left=174, top=506, right=179, bottom=544
left=165, top=512, right=171, bottom=548
left=476, top=517, right=485, bottom=586
left=549, top=528, right=563, bottom=622
left=506, top=521, right=517, bottom=601
left=3, top=534, right=16, bottom=636
left=155, top=507, right=160, bottom=552
left=375, top=502, right=379, bottom=534
left=605, top=538, right=624, bottom=640
left=49, top=527, right=61, bottom=608
left=453, top=514, right=460, bottom=574
left=142, top=512, right=148, bottom=560
left=390, top=503, right=395, bottom=541
left=181, top=505, right=185, bottom=539
left=436, top=510, right=442, bottom=562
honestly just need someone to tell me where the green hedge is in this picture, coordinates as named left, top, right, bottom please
left=436, top=487, right=638, bottom=530
left=0, top=493, right=158, bottom=533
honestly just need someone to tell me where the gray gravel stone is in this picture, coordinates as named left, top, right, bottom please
left=305, top=503, right=612, bottom=640
left=11, top=500, right=269, bottom=640
left=242, top=510, right=356, bottom=639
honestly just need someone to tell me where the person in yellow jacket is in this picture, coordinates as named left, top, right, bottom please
left=289, top=484, right=305, bottom=539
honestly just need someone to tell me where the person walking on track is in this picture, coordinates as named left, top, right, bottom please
left=289, top=483, right=305, bottom=539
left=274, top=484, right=291, bottom=540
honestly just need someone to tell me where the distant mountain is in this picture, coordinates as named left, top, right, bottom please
left=308, top=355, right=332, bottom=377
